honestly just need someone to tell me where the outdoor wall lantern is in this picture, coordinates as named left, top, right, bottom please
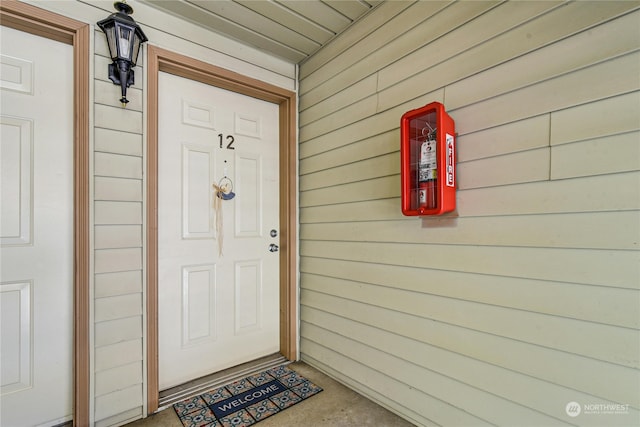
left=97, top=1, right=148, bottom=107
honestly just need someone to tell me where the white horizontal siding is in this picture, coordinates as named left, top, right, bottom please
left=94, top=248, right=143, bottom=274
left=302, top=309, right=639, bottom=424
left=95, top=339, right=143, bottom=373
left=95, top=128, right=142, bottom=156
left=301, top=257, right=639, bottom=329
left=95, top=317, right=143, bottom=348
left=550, top=91, right=640, bottom=145
left=94, top=384, right=143, bottom=422
left=551, top=131, right=640, bottom=179
left=95, top=294, right=143, bottom=322
left=95, top=177, right=143, bottom=202
left=92, top=22, right=147, bottom=423
left=94, top=104, right=144, bottom=134
left=301, top=211, right=640, bottom=251
left=302, top=241, right=638, bottom=290
left=451, top=52, right=640, bottom=135
left=299, top=1, right=640, bottom=426
left=94, top=271, right=142, bottom=299
left=94, top=152, right=143, bottom=179
left=95, top=362, right=143, bottom=397
left=95, top=225, right=142, bottom=249
left=94, top=408, right=143, bottom=427
left=94, top=201, right=143, bottom=225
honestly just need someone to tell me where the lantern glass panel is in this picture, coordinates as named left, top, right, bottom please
left=103, top=25, right=117, bottom=60
left=116, top=25, right=133, bottom=60
left=130, top=36, right=141, bottom=65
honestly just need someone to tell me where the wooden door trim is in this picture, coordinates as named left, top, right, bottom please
left=0, top=1, right=90, bottom=426
left=146, top=45, right=298, bottom=414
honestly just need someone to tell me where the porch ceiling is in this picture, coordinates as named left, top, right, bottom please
left=138, top=0, right=381, bottom=64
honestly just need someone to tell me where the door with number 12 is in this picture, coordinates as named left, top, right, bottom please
left=158, top=71, right=280, bottom=389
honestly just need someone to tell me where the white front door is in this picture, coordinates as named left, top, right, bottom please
left=0, top=26, right=74, bottom=426
left=158, top=71, right=281, bottom=390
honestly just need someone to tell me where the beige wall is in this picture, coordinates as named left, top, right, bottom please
left=298, top=1, right=640, bottom=426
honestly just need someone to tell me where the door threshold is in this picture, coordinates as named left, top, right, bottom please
left=157, top=353, right=289, bottom=410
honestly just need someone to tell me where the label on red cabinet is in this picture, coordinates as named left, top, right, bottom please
left=418, top=139, right=437, bottom=182
left=445, top=133, right=455, bottom=187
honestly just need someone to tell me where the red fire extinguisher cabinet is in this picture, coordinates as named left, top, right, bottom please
left=400, top=101, right=456, bottom=216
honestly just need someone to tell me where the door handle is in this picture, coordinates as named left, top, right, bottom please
left=268, top=244, right=279, bottom=252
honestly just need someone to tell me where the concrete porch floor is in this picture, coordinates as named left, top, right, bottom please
left=126, top=362, right=415, bottom=426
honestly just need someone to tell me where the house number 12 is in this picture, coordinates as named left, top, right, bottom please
left=218, top=133, right=235, bottom=150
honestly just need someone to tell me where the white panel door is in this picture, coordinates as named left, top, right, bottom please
left=158, top=72, right=280, bottom=389
left=0, top=26, right=74, bottom=426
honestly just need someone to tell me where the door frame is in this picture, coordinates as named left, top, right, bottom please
left=0, top=1, right=90, bottom=425
left=146, top=45, right=298, bottom=414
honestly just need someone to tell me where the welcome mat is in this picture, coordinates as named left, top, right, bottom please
left=173, top=365, right=323, bottom=427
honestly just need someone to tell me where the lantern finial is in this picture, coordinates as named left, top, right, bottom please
left=114, top=1, right=133, bottom=15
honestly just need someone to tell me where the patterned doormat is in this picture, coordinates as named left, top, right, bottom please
left=173, top=365, right=323, bottom=427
